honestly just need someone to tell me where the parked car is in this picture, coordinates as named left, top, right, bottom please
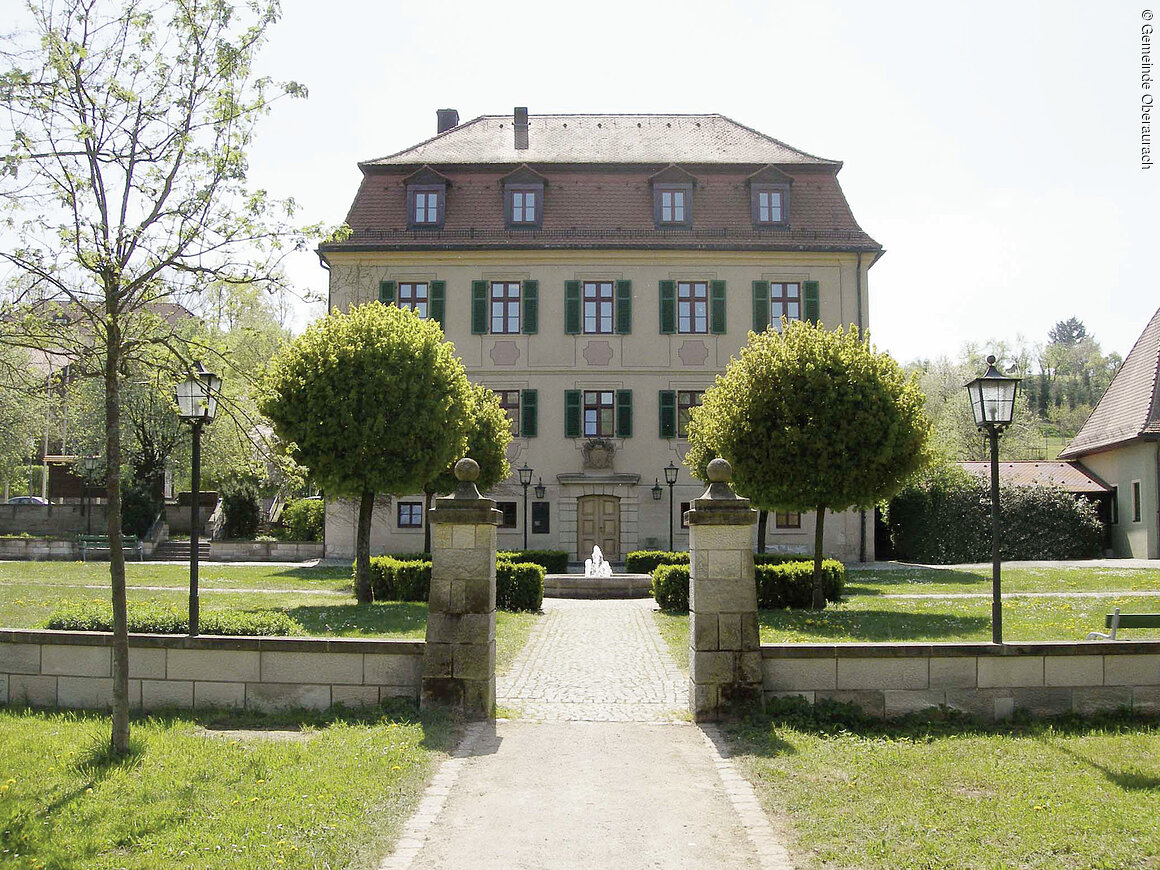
left=6, top=495, right=48, bottom=505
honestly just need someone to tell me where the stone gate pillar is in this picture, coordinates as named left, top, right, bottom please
left=422, top=458, right=502, bottom=718
left=687, top=458, right=761, bottom=720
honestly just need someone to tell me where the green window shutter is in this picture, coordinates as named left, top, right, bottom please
left=429, top=281, right=446, bottom=327
left=709, top=280, right=726, bottom=334
left=379, top=281, right=396, bottom=304
left=616, top=390, right=633, bottom=438
left=521, top=389, right=538, bottom=438
left=752, top=280, right=770, bottom=332
left=615, top=280, right=632, bottom=334
left=659, top=390, right=677, bottom=438
left=471, top=280, right=488, bottom=334
left=659, top=280, right=676, bottom=334
left=564, top=280, right=581, bottom=334
left=564, top=390, right=581, bottom=438
left=522, top=280, right=539, bottom=334
left=803, top=280, right=820, bottom=325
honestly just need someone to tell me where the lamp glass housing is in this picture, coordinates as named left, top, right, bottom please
left=965, top=356, right=1020, bottom=428
left=663, top=462, right=679, bottom=486
left=518, top=464, right=533, bottom=486
left=175, top=364, right=222, bottom=422
left=651, top=479, right=663, bottom=500
left=534, top=477, right=546, bottom=499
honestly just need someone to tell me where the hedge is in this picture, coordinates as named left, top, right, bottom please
left=366, top=555, right=543, bottom=612
left=625, top=550, right=690, bottom=574
left=280, top=498, right=325, bottom=541
left=43, top=600, right=303, bottom=636
left=498, top=549, right=569, bottom=574
left=496, top=560, right=545, bottom=611
left=885, top=470, right=1103, bottom=563
left=651, top=559, right=846, bottom=612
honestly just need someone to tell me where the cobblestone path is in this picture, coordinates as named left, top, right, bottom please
left=497, top=597, right=686, bottom=721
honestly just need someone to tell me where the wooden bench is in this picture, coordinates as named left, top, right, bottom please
left=1087, top=607, right=1160, bottom=640
left=77, top=534, right=143, bottom=562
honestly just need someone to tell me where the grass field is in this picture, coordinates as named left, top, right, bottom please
left=725, top=701, right=1160, bottom=870
left=845, top=564, right=1160, bottom=597
left=0, top=562, right=541, bottom=674
left=0, top=705, right=457, bottom=870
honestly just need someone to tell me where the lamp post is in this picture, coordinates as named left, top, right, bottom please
left=175, top=363, right=222, bottom=637
left=77, top=455, right=101, bottom=535
left=965, top=355, right=1021, bottom=644
left=518, top=464, right=533, bottom=550
left=664, top=462, right=679, bottom=552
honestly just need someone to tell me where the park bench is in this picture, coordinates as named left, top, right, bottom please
left=1087, top=607, right=1160, bottom=640
left=77, top=534, right=143, bottom=562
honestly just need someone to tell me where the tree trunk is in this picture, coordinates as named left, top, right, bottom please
left=354, top=486, right=375, bottom=603
left=105, top=317, right=130, bottom=756
left=811, top=504, right=826, bottom=610
left=757, top=509, right=768, bottom=554
left=423, top=488, right=434, bottom=555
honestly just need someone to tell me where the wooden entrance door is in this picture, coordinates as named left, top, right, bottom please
left=577, top=495, right=620, bottom=561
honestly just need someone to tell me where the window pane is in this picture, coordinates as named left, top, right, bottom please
left=672, top=192, right=684, bottom=221
left=786, top=284, right=799, bottom=298
left=787, top=301, right=799, bottom=319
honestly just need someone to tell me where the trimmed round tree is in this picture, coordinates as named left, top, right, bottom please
left=686, top=321, right=930, bottom=608
left=421, top=382, right=513, bottom=552
left=260, top=303, right=473, bottom=601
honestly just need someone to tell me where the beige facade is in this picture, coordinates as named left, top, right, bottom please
left=323, top=248, right=874, bottom=562
left=1076, top=443, right=1160, bottom=559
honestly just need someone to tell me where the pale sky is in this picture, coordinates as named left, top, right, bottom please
left=11, top=0, right=1160, bottom=364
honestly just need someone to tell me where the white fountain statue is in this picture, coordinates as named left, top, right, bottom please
left=584, top=545, right=614, bottom=578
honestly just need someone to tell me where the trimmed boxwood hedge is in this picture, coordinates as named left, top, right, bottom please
left=366, top=555, right=543, bottom=612
left=43, top=600, right=304, bottom=636
left=498, top=549, right=569, bottom=574
left=625, top=550, right=690, bottom=574
left=651, top=559, right=845, bottom=612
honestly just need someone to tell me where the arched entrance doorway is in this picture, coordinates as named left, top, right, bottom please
left=576, top=494, right=620, bottom=561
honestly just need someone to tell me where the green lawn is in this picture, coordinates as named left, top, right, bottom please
left=725, top=702, right=1160, bottom=870
left=0, top=563, right=541, bottom=674
left=846, top=564, right=1160, bottom=597
left=0, top=705, right=456, bottom=870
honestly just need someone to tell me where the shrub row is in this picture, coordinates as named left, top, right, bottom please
left=43, top=600, right=303, bottom=636
left=884, top=467, right=1103, bottom=563
left=279, top=498, right=325, bottom=541
left=625, top=550, right=690, bottom=574
left=498, top=549, right=569, bottom=574
left=651, top=559, right=845, bottom=612
left=365, top=555, right=543, bottom=612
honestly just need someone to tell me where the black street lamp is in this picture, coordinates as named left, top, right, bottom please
left=77, top=455, right=101, bottom=535
left=965, top=355, right=1021, bottom=644
left=534, top=477, right=546, bottom=500
left=175, top=363, right=221, bottom=637
left=518, top=464, right=533, bottom=550
left=651, top=479, right=663, bottom=501
left=664, top=462, right=679, bottom=551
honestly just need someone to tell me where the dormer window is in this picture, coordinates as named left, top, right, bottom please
left=746, top=165, right=793, bottom=227
left=502, top=165, right=547, bottom=229
left=649, top=165, right=696, bottom=229
left=403, top=166, right=450, bottom=230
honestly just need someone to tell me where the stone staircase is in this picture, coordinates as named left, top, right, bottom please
left=150, top=540, right=212, bottom=561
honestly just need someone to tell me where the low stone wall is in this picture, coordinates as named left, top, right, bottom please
left=543, top=573, right=652, bottom=599
left=762, top=641, right=1160, bottom=720
left=0, top=538, right=80, bottom=561
left=0, top=504, right=108, bottom=537
left=0, top=629, right=422, bottom=712
left=209, top=540, right=325, bottom=562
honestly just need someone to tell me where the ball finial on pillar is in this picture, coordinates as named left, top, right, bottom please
left=455, top=457, right=480, bottom=482
left=707, top=458, right=731, bottom=483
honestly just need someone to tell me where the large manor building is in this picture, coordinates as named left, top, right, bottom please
left=319, top=109, right=883, bottom=563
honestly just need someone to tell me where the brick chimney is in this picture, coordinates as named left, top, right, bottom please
left=436, top=108, right=459, bottom=134
left=514, top=106, right=528, bottom=150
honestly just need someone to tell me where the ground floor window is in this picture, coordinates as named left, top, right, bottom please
left=775, top=511, right=801, bottom=529
left=1132, top=481, right=1142, bottom=523
left=397, top=501, right=423, bottom=528
left=497, top=501, right=518, bottom=529
left=532, top=501, right=550, bottom=534
left=680, top=501, right=690, bottom=529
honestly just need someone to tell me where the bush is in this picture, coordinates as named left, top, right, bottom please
left=885, top=466, right=1103, bottom=563
left=626, top=550, right=690, bottom=574
left=43, top=600, right=303, bottom=636
left=222, top=484, right=261, bottom=539
left=498, top=549, right=569, bottom=574
left=281, top=498, right=324, bottom=541
left=120, top=479, right=160, bottom=538
left=651, top=559, right=845, bottom=612
left=755, top=560, right=844, bottom=609
left=367, top=556, right=432, bottom=602
left=496, top=560, right=544, bottom=611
